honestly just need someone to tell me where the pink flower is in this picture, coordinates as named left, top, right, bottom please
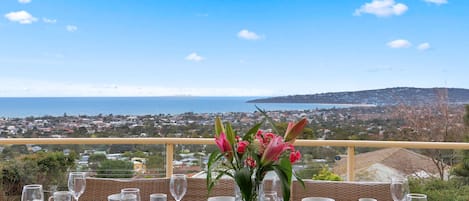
left=284, top=118, right=308, bottom=143
left=215, top=132, right=232, bottom=158
left=255, top=130, right=265, bottom=144
left=260, top=135, right=289, bottom=165
left=237, top=140, right=249, bottom=154
left=289, top=150, right=301, bottom=163
left=245, top=156, right=256, bottom=168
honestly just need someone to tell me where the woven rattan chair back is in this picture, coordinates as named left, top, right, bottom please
left=292, top=180, right=392, bottom=201
left=81, top=177, right=236, bottom=201
left=81, top=177, right=169, bottom=201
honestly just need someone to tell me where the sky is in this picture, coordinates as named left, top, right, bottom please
left=0, top=0, right=468, bottom=97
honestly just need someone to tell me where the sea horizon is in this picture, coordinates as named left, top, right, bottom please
left=0, top=96, right=355, bottom=118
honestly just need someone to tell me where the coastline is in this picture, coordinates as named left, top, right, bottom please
left=247, top=101, right=377, bottom=107
left=0, top=97, right=355, bottom=118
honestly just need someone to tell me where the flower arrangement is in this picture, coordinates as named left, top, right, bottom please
left=207, top=110, right=308, bottom=201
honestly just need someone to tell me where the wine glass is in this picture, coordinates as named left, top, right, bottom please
left=120, top=188, right=141, bottom=201
left=406, top=193, right=427, bottom=201
left=390, top=177, right=409, bottom=201
left=170, top=174, right=187, bottom=201
left=68, top=172, right=86, bottom=201
left=22, top=184, right=44, bottom=201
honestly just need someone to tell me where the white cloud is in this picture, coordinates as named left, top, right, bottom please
left=43, top=18, right=57, bottom=24
left=237, top=29, right=262, bottom=40
left=387, top=39, right=412, bottom=48
left=4, top=10, right=37, bottom=24
left=18, top=0, right=31, bottom=4
left=424, top=0, right=448, bottom=5
left=66, top=25, right=78, bottom=32
left=417, top=42, right=431, bottom=51
left=185, top=52, right=205, bottom=62
left=354, top=0, right=408, bottom=17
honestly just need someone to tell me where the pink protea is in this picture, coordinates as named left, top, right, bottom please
left=245, top=156, right=256, bottom=168
left=289, top=150, right=301, bottom=163
left=255, top=130, right=266, bottom=155
left=237, top=140, right=249, bottom=154
left=264, top=132, right=276, bottom=142
left=260, top=135, right=289, bottom=166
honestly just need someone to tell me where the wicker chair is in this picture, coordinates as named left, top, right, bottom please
left=185, top=178, right=235, bottom=201
left=81, top=177, right=170, bottom=201
left=291, top=180, right=393, bottom=201
left=81, top=177, right=393, bottom=201
left=81, top=177, right=235, bottom=201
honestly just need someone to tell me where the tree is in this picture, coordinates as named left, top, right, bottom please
left=452, top=105, right=469, bottom=179
left=0, top=152, right=76, bottom=196
left=146, top=154, right=165, bottom=177
left=96, top=160, right=134, bottom=178
left=89, top=153, right=107, bottom=170
left=394, top=88, right=465, bottom=180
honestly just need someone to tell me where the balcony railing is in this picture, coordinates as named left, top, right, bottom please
left=1, top=138, right=469, bottom=181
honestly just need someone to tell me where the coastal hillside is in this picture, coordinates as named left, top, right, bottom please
left=247, top=87, right=469, bottom=106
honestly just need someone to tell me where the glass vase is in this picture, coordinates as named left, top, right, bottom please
left=234, top=182, right=260, bottom=201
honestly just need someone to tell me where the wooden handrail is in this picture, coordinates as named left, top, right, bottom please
left=1, top=138, right=469, bottom=179
left=1, top=138, right=468, bottom=149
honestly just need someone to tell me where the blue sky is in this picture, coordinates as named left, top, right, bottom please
left=0, top=0, right=468, bottom=97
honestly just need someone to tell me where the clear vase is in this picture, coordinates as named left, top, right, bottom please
left=261, top=171, right=283, bottom=201
left=234, top=182, right=260, bottom=201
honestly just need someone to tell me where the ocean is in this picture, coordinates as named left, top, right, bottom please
left=0, top=97, right=350, bottom=118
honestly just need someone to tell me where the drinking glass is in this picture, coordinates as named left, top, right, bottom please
left=68, top=172, right=86, bottom=201
left=48, top=191, right=72, bottom=201
left=107, top=193, right=121, bottom=201
left=406, top=193, right=427, bottom=201
left=170, top=174, right=187, bottom=201
left=22, top=184, right=44, bottom=201
left=390, top=177, right=409, bottom=201
left=150, top=193, right=167, bottom=201
left=207, top=196, right=235, bottom=201
left=120, top=188, right=141, bottom=201
left=261, top=191, right=279, bottom=201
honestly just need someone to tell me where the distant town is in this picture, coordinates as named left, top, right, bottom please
left=0, top=88, right=467, bottom=186
left=0, top=106, right=400, bottom=142
left=0, top=103, right=465, bottom=175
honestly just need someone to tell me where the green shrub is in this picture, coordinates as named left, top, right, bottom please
left=312, top=167, right=342, bottom=181
left=0, top=152, right=76, bottom=196
left=296, top=162, right=323, bottom=179
left=96, top=160, right=134, bottom=178
left=409, top=178, right=469, bottom=201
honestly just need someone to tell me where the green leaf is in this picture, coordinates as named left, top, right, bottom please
left=234, top=167, right=253, bottom=201
left=255, top=105, right=280, bottom=134
left=225, top=122, right=236, bottom=145
left=207, top=150, right=222, bottom=173
left=273, top=158, right=293, bottom=201
left=243, top=122, right=263, bottom=142
left=214, top=117, right=225, bottom=137
left=293, top=170, right=305, bottom=189
left=207, top=150, right=223, bottom=194
left=208, top=169, right=231, bottom=196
